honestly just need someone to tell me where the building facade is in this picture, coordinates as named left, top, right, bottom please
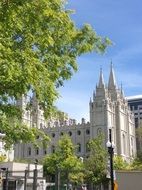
left=14, top=65, right=136, bottom=162
left=127, top=95, right=142, bottom=153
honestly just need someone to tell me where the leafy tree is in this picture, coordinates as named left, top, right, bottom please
left=52, top=110, right=68, bottom=123
left=0, top=110, right=50, bottom=149
left=0, top=0, right=111, bottom=147
left=84, top=135, right=108, bottom=186
left=0, top=0, right=111, bottom=115
left=43, top=135, right=84, bottom=186
left=114, top=156, right=129, bottom=170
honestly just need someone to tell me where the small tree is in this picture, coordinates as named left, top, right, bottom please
left=43, top=135, right=83, bottom=187
left=84, top=135, right=108, bottom=187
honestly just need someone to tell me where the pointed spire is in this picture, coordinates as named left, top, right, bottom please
left=98, top=68, right=105, bottom=88
left=120, top=82, right=124, bottom=97
left=32, top=91, right=38, bottom=106
left=90, top=97, right=92, bottom=104
left=108, top=61, right=117, bottom=89
left=93, top=90, right=96, bottom=100
left=121, top=82, right=123, bottom=93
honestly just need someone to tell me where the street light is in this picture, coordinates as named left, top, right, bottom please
left=106, top=127, right=115, bottom=190
left=55, top=162, right=60, bottom=190
left=33, top=159, right=38, bottom=190
left=34, top=159, right=38, bottom=170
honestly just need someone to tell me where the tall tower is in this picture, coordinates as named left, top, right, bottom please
left=16, top=94, right=32, bottom=127
left=90, top=68, right=108, bottom=146
left=90, top=65, right=136, bottom=161
left=29, top=92, right=46, bottom=129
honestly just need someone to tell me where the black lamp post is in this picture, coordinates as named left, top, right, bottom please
left=33, top=159, right=38, bottom=190
left=55, top=166, right=60, bottom=190
left=106, top=127, right=115, bottom=190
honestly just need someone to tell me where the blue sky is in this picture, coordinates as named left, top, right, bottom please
left=56, top=0, right=142, bottom=122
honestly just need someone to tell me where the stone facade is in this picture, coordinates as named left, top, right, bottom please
left=127, top=95, right=142, bottom=153
left=90, top=66, right=136, bottom=161
left=14, top=65, right=136, bottom=162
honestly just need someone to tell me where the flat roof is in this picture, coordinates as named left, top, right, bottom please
left=126, top=95, right=142, bottom=101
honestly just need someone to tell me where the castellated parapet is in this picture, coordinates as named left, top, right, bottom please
left=14, top=64, right=136, bottom=162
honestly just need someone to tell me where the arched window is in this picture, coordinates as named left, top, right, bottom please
left=123, top=134, right=126, bottom=155
left=28, top=147, right=31, bottom=156
left=68, top=131, right=72, bottom=136
left=77, top=143, right=81, bottom=153
left=35, top=147, right=39, bottom=155
left=86, top=129, right=90, bottom=135
left=52, top=133, right=55, bottom=138
left=36, top=135, right=40, bottom=139
left=131, top=137, right=133, bottom=146
left=60, top=132, right=64, bottom=136
left=131, top=137, right=134, bottom=156
left=97, top=128, right=102, bottom=135
left=86, top=141, right=90, bottom=152
left=51, top=145, right=55, bottom=153
left=77, top=130, right=81, bottom=135
left=43, top=148, right=47, bottom=155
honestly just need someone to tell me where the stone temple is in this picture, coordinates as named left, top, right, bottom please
left=14, top=64, right=136, bottom=162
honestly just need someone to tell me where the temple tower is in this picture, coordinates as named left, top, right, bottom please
left=90, top=65, right=136, bottom=161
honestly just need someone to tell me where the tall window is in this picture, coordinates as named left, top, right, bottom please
left=123, top=134, right=126, bottom=155
left=28, top=147, right=31, bottom=156
left=68, top=131, right=72, bottom=136
left=60, top=132, right=64, bottom=136
left=86, top=129, right=90, bottom=135
left=77, top=130, right=81, bottom=135
left=131, top=137, right=134, bottom=156
left=52, top=133, right=55, bottom=138
left=43, top=148, right=47, bottom=155
left=51, top=145, right=55, bottom=153
left=97, top=128, right=102, bottom=135
left=36, top=135, right=40, bottom=139
left=86, top=141, right=90, bottom=152
left=35, top=147, right=39, bottom=155
left=77, top=143, right=81, bottom=153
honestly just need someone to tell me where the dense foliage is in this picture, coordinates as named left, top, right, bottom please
left=130, top=153, right=142, bottom=170
left=43, top=135, right=84, bottom=185
left=0, top=0, right=111, bottom=148
left=0, top=110, right=50, bottom=149
left=113, top=156, right=129, bottom=170
left=0, top=0, right=111, bottom=115
left=84, top=135, right=108, bottom=185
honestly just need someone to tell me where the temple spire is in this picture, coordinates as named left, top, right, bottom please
left=120, top=82, right=124, bottom=97
left=90, top=97, right=92, bottom=104
left=108, top=62, right=117, bottom=89
left=93, top=90, right=96, bottom=100
left=98, top=68, right=105, bottom=88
